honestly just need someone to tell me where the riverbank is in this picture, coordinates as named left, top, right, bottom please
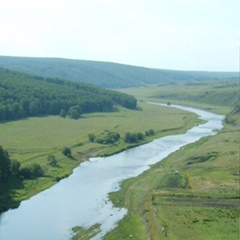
left=104, top=109, right=239, bottom=240
left=0, top=102, right=201, bottom=214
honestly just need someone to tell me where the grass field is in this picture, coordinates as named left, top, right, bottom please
left=104, top=84, right=239, bottom=240
left=0, top=102, right=201, bottom=211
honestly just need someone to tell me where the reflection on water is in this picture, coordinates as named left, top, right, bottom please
left=0, top=104, right=224, bottom=240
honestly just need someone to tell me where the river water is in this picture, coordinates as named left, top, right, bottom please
left=0, top=104, right=224, bottom=240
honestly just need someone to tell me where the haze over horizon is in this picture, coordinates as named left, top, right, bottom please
left=0, top=0, right=239, bottom=72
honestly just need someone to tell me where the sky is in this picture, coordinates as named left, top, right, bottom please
left=0, top=0, right=239, bottom=71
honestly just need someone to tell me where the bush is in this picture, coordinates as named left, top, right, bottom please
left=145, top=129, right=155, bottom=136
left=62, top=147, right=71, bottom=157
left=59, top=109, right=67, bottom=118
left=20, top=163, right=44, bottom=179
left=136, top=132, right=144, bottom=140
left=68, top=105, right=81, bottom=119
left=124, top=132, right=137, bottom=143
left=90, top=131, right=120, bottom=144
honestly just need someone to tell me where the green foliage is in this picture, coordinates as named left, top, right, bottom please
left=11, top=159, right=21, bottom=176
left=0, top=68, right=137, bottom=122
left=0, top=145, right=11, bottom=183
left=68, top=109, right=80, bottom=120
left=62, top=147, right=71, bottom=157
left=145, top=129, right=155, bottom=136
left=136, top=132, right=144, bottom=140
left=124, top=132, right=145, bottom=143
left=19, top=164, right=44, bottom=179
left=91, top=131, right=120, bottom=144
left=59, top=109, right=67, bottom=118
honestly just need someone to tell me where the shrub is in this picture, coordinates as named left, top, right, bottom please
left=94, top=131, right=120, bottom=144
left=145, top=129, right=155, bottom=136
left=124, top=132, right=137, bottom=143
left=20, top=163, right=44, bottom=179
left=59, top=109, right=67, bottom=118
left=62, top=147, right=71, bottom=157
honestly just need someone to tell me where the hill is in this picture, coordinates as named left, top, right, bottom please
left=0, top=68, right=136, bottom=122
left=0, top=56, right=238, bottom=88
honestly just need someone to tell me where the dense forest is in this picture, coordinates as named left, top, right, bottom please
left=0, top=68, right=137, bottom=121
left=0, top=56, right=238, bottom=88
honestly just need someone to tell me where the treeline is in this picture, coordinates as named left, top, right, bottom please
left=0, top=68, right=137, bottom=121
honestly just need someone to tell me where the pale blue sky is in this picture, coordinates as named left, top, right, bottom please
left=0, top=0, right=239, bottom=71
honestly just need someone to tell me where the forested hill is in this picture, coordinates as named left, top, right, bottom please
left=0, top=56, right=238, bottom=88
left=0, top=68, right=137, bottom=121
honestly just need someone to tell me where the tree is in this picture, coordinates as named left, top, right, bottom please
left=59, top=109, right=67, bottom=118
left=68, top=106, right=81, bottom=120
left=136, top=132, right=144, bottom=140
left=0, top=145, right=11, bottom=182
left=30, top=164, right=44, bottom=177
left=124, top=132, right=137, bottom=143
left=69, top=109, right=80, bottom=119
left=62, top=147, right=71, bottom=157
left=0, top=105, right=7, bottom=121
left=11, top=160, right=21, bottom=176
left=145, top=129, right=155, bottom=136
left=19, top=163, right=44, bottom=179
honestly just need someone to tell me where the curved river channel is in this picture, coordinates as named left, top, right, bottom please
left=0, top=104, right=224, bottom=240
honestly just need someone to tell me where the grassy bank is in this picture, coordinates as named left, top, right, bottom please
left=104, top=102, right=239, bottom=239
left=0, top=102, right=201, bottom=213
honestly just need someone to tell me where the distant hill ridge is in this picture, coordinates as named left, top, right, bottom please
left=0, top=56, right=237, bottom=88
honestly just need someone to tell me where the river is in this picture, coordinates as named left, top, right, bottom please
left=0, top=104, right=224, bottom=240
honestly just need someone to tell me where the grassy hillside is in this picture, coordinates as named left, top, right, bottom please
left=0, top=56, right=238, bottom=88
